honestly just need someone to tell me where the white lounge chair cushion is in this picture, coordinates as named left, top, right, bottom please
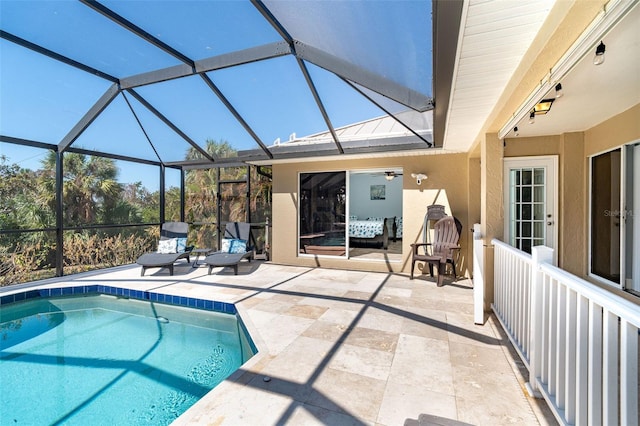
left=158, top=238, right=178, bottom=254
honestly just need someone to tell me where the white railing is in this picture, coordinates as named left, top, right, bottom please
left=492, top=239, right=640, bottom=426
left=492, top=239, right=533, bottom=368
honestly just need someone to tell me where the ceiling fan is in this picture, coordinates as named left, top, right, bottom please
left=384, top=171, right=403, bottom=181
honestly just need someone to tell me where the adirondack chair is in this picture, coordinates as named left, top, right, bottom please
left=410, top=216, right=462, bottom=286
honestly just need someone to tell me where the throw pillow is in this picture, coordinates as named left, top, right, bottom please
left=221, top=238, right=232, bottom=253
left=229, top=239, right=247, bottom=254
left=158, top=238, right=177, bottom=254
left=176, top=237, right=187, bottom=253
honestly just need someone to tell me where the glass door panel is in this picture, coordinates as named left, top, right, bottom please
left=591, top=149, right=621, bottom=284
left=623, top=144, right=639, bottom=293
left=508, top=167, right=547, bottom=253
left=299, top=172, right=346, bottom=256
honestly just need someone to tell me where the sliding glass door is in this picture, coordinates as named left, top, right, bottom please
left=298, top=172, right=346, bottom=256
left=590, top=143, right=639, bottom=293
left=591, top=149, right=621, bottom=283
left=298, top=169, right=403, bottom=260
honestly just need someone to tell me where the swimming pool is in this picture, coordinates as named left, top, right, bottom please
left=0, top=290, right=255, bottom=425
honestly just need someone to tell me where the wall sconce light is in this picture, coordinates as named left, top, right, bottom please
left=593, top=41, right=606, bottom=65
left=411, top=173, right=427, bottom=185
left=529, top=110, right=535, bottom=124
left=555, top=83, right=563, bottom=98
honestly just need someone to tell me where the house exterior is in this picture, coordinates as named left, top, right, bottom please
left=265, top=0, right=640, bottom=307
left=2, top=1, right=638, bottom=422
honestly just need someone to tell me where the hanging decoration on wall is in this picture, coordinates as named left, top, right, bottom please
left=370, top=185, right=386, bottom=200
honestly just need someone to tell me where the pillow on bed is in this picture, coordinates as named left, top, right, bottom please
left=367, top=217, right=384, bottom=222
left=176, top=237, right=187, bottom=253
left=349, top=215, right=358, bottom=221
left=229, top=239, right=247, bottom=254
left=158, top=238, right=178, bottom=254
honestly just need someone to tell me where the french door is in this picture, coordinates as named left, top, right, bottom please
left=503, top=156, right=558, bottom=262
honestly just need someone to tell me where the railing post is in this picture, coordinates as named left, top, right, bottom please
left=473, top=224, right=484, bottom=325
left=527, top=245, right=553, bottom=397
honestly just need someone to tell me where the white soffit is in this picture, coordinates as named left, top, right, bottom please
left=443, top=0, right=556, bottom=152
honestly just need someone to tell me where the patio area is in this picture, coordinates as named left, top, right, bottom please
left=3, top=260, right=556, bottom=425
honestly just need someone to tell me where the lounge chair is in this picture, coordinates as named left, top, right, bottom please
left=410, top=216, right=462, bottom=286
left=204, top=222, right=254, bottom=275
left=136, top=222, right=193, bottom=276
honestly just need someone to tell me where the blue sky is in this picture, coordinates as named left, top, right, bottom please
left=0, top=0, right=432, bottom=191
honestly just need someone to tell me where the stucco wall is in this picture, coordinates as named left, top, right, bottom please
left=584, top=104, right=640, bottom=156
left=560, top=132, right=586, bottom=277
left=271, top=153, right=471, bottom=275
left=467, top=156, right=481, bottom=279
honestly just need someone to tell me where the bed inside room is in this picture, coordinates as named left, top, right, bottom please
left=347, top=169, right=403, bottom=261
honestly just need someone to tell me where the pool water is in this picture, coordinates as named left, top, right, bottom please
left=0, top=295, right=253, bottom=425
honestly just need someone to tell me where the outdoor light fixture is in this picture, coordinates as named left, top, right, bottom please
left=593, top=41, right=606, bottom=65
left=533, top=98, right=555, bottom=115
left=411, top=173, right=427, bottom=185
left=514, top=126, right=519, bottom=136
left=529, top=111, right=536, bottom=124
left=555, top=83, right=563, bottom=98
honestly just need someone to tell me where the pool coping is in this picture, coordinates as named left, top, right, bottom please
left=0, top=284, right=236, bottom=313
left=0, top=283, right=260, bottom=357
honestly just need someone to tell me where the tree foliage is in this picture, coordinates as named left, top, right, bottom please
left=1, top=140, right=272, bottom=286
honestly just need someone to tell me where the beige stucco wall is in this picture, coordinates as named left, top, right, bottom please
left=467, top=156, right=481, bottom=279
left=271, top=153, right=471, bottom=275
left=584, top=104, right=640, bottom=156
left=560, top=132, right=586, bottom=277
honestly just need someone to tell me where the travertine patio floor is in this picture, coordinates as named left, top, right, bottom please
left=4, top=261, right=556, bottom=425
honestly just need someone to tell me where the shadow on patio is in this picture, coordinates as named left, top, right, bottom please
left=6, top=262, right=556, bottom=425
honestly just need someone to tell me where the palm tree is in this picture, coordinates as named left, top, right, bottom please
left=41, top=152, right=122, bottom=226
